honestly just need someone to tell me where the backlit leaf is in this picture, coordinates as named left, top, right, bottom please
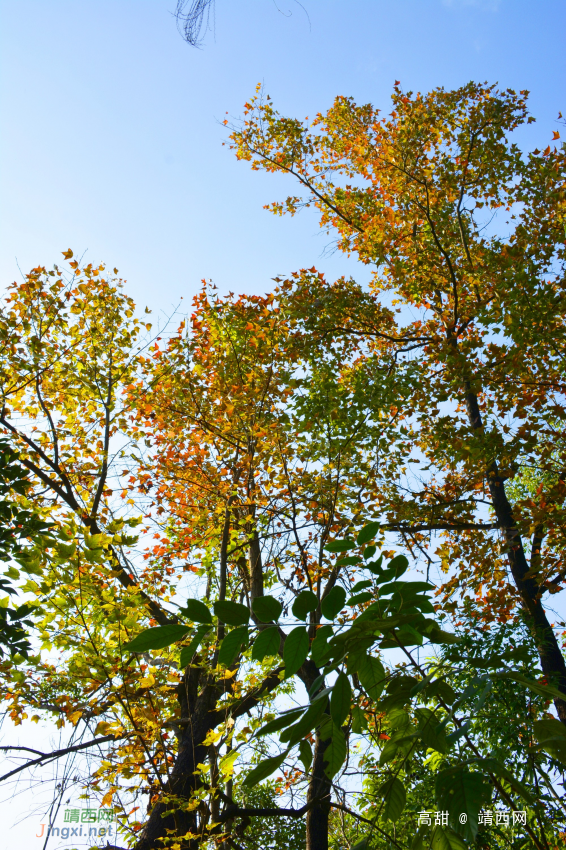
left=283, top=626, right=309, bottom=678
left=214, top=600, right=250, bottom=626
left=252, top=595, right=282, bottom=623
left=124, top=624, right=190, bottom=652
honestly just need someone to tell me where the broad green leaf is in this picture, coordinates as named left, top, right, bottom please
left=497, top=671, right=566, bottom=702
left=432, top=828, right=466, bottom=850
left=242, top=750, right=288, bottom=787
left=351, top=838, right=370, bottom=850
left=378, top=776, right=406, bottom=822
left=435, top=768, right=490, bottom=840
left=322, top=721, right=347, bottom=778
left=218, top=625, right=248, bottom=667
left=356, top=522, right=380, bottom=545
left=311, top=624, right=333, bottom=667
left=351, top=580, right=372, bottom=594
left=321, top=586, right=346, bottom=620
left=351, top=705, right=368, bottom=733
left=124, top=624, right=190, bottom=652
left=330, top=672, right=351, bottom=727
left=292, top=590, right=318, bottom=620
left=325, top=539, right=356, bottom=553
left=379, top=580, right=434, bottom=597
left=252, top=595, right=282, bottom=623
left=533, top=718, right=566, bottom=763
left=415, top=708, right=447, bottom=754
left=387, top=554, right=409, bottom=577
left=445, top=829, right=467, bottom=850
left=179, top=624, right=211, bottom=667
left=410, top=833, right=425, bottom=850
left=348, top=592, right=373, bottom=607
left=358, top=654, right=386, bottom=701
left=214, top=600, right=250, bottom=626
left=425, top=679, right=457, bottom=705
left=257, top=708, right=303, bottom=737
left=473, top=757, right=534, bottom=804
left=336, top=555, right=363, bottom=566
left=279, top=697, right=327, bottom=746
left=298, top=739, right=312, bottom=773
left=251, top=625, right=280, bottom=662
left=184, top=598, right=213, bottom=624
left=283, top=626, right=309, bottom=678
left=431, top=827, right=452, bottom=850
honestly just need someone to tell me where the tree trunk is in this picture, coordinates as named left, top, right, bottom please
left=306, top=731, right=332, bottom=850
left=465, top=389, right=566, bottom=722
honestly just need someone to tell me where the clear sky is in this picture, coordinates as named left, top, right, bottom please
left=1, top=0, right=565, bottom=317
left=0, top=2, right=565, bottom=846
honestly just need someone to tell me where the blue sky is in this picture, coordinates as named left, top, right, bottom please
left=1, top=0, right=565, bottom=317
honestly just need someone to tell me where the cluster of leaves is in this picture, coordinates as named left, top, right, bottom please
left=0, top=439, right=53, bottom=658
left=127, top=525, right=564, bottom=848
left=0, top=78, right=565, bottom=850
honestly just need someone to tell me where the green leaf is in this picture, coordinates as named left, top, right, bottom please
left=336, top=555, right=363, bottom=566
left=533, top=718, right=566, bottom=763
left=351, top=704, right=368, bottom=734
left=432, top=827, right=466, bottom=850
left=356, top=522, right=380, bottom=545
left=218, top=625, right=248, bottom=667
left=184, top=598, right=213, bottom=624
left=435, top=767, right=490, bottom=840
left=242, top=750, right=289, bottom=787
left=351, top=580, right=372, bottom=594
left=387, top=554, right=409, bottom=578
left=497, top=671, right=566, bottom=702
left=251, top=625, right=280, bottom=662
left=280, top=697, right=328, bottom=746
left=322, top=721, right=347, bottom=777
left=425, top=679, right=457, bottom=705
left=357, top=655, right=386, bottom=701
left=283, top=626, right=309, bottom=678
left=348, top=591, right=373, bottom=607
left=473, top=757, right=534, bottom=804
left=214, top=600, right=250, bottom=626
left=410, top=832, right=425, bottom=850
left=257, top=708, right=303, bottom=737
left=325, top=539, right=356, bottom=553
left=179, top=624, right=211, bottom=667
left=415, top=707, right=448, bottom=754
left=330, top=672, right=351, bottom=727
left=124, top=624, right=190, bottom=652
left=292, top=590, right=318, bottom=620
left=298, top=739, right=312, bottom=773
left=431, top=827, right=451, bottom=850
left=445, top=829, right=467, bottom=850
left=378, top=776, right=406, bottom=822
left=351, top=838, right=370, bottom=850
left=321, top=586, right=346, bottom=620
left=251, top=595, right=282, bottom=623
left=311, top=624, right=333, bottom=667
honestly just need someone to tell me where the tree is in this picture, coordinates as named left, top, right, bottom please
left=230, top=80, right=566, bottom=722
left=1, top=254, right=563, bottom=850
left=1, top=79, right=565, bottom=850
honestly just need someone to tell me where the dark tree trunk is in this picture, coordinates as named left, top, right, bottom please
left=465, top=389, right=566, bottom=722
left=306, top=731, right=332, bottom=850
left=134, top=681, right=219, bottom=850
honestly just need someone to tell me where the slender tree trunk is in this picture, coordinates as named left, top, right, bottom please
left=306, top=731, right=332, bottom=850
left=465, top=389, right=566, bottom=722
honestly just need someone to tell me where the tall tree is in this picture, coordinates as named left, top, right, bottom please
left=230, top=81, right=566, bottom=720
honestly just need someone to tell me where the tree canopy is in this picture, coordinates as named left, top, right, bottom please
left=0, top=82, right=565, bottom=850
